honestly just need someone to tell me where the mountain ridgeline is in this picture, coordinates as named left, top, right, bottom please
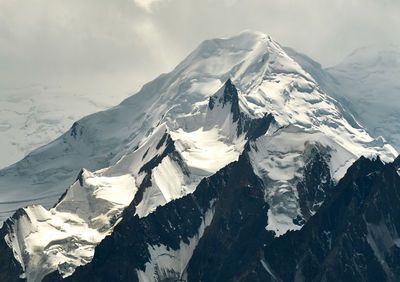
left=0, top=31, right=399, bottom=282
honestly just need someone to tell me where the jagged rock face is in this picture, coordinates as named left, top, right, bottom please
left=59, top=156, right=400, bottom=282
left=297, top=144, right=334, bottom=221
left=263, top=157, right=400, bottom=282
left=209, top=78, right=241, bottom=122
left=185, top=155, right=273, bottom=282
left=57, top=153, right=271, bottom=282
left=0, top=212, right=24, bottom=282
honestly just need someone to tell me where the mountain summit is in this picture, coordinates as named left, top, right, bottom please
left=0, top=31, right=398, bottom=282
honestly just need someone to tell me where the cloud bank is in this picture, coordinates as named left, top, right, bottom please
left=0, top=0, right=398, bottom=99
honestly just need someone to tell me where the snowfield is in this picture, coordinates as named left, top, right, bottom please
left=0, top=85, right=127, bottom=169
left=327, top=45, right=400, bottom=152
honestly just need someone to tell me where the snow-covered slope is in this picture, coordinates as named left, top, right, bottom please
left=326, top=45, right=400, bottom=152
left=1, top=80, right=249, bottom=281
left=0, top=31, right=264, bottom=222
left=0, top=31, right=397, bottom=281
left=286, top=45, right=400, bottom=152
left=4, top=170, right=136, bottom=281
left=0, top=85, right=124, bottom=169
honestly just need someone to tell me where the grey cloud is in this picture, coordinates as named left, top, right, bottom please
left=0, top=0, right=398, bottom=98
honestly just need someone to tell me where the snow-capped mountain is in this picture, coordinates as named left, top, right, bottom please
left=0, top=31, right=398, bottom=282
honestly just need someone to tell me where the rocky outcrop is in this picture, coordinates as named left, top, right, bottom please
left=264, top=156, right=400, bottom=282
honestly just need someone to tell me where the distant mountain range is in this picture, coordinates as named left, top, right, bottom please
left=0, top=85, right=125, bottom=169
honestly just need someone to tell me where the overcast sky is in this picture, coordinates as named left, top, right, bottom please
left=0, top=0, right=399, bottom=100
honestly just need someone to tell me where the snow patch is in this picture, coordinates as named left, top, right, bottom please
left=171, top=127, right=242, bottom=175
left=266, top=209, right=301, bottom=237
left=260, top=259, right=277, bottom=280
left=137, top=204, right=215, bottom=282
left=135, top=156, right=189, bottom=218
left=249, top=126, right=358, bottom=236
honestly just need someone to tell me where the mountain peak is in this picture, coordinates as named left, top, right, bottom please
left=0, top=31, right=398, bottom=281
left=208, top=78, right=240, bottom=121
left=195, top=30, right=271, bottom=54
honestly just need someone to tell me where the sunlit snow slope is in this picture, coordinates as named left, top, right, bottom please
left=286, top=45, right=400, bottom=152
left=0, top=31, right=397, bottom=281
left=4, top=170, right=136, bottom=281
left=327, top=45, right=400, bottom=151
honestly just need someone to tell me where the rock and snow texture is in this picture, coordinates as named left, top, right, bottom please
left=0, top=31, right=262, bottom=222
left=263, top=156, right=400, bottom=282
left=248, top=126, right=353, bottom=236
left=0, top=79, right=247, bottom=281
left=0, top=31, right=398, bottom=281
left=136, top=205, right=215, bottom=282
left=4, top=169, right=137, bottom=281
left=1, top=31, right=396, bottom=223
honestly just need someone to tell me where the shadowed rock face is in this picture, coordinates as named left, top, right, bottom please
left=208, top=78, right=240, bottom=122
left=2, top=90, right=398, bottom=282
left=297, top=144, right=334, bottom=221
left=264, top=156, right=400, bottom=282
left=55, top=152, right=271, bottom=282
left=185, top=158, right=273, bottom=282
left=4, top=115, right=399, bottom=282
left=208, top=79, right=277, bottom=139
left=39, top=152, right=400, bottom=282
left=0, top=210, right=27, bottom=282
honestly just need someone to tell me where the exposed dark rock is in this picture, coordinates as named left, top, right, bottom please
left=138, top=133, right=189, bottom=177
left=138, top=134, right=176, bottom=174
left=207, top=79, right=277, bottom=140
left=51, top=168, right=86, bottom=208
left=42, top=270, right=63, bottom=282
left=141, top=148, right=149, bottom=160
left=52, top=187, right=70, bottom=209
left=4, top=73, right=399, bottom=282
left=130, top=172, right=152, bottom=209
left=393, top=155, right=400, bottom=168
left=186, top=156, right=274, bottom=281
left=134, top=131, right=190, bottom=219
left=208, top=79, right=240, bottom=121
left=62, top=152, right=272, bottom=282
left=0, top=210, right=27, bottom=282
left=70, top=122, right=84, bottom=139
left=297, top=144, right=334, bottom=221
left=76, top=169, right=85, bottom=186
left=155, top=132, right=169, bottom=150
left=245, top=113, right=275, bottom=141
left=208, top=96, right=215, bottom=110
left=221, top=79, right=241, bottom=122
left=264, top=156, right=400, bottom=282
